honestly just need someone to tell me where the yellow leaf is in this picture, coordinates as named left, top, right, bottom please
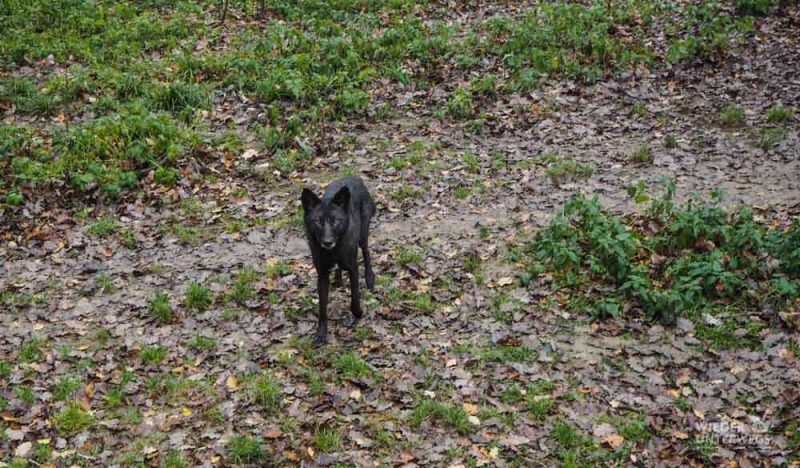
left=462, top=403, right=479, bottom=415
left=181, top=407, right=192, bottom=416
left=602, top=434, right=625, bottom=449
left=226, top=375, right=240, bottom=392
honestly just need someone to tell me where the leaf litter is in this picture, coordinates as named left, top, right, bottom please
left=1, top=1, right=800, bottom=466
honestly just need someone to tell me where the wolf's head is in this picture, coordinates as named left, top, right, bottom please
left=301, top=186, right=350, bottom=250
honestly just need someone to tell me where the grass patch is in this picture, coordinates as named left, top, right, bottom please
left=482, top=344, right=537, bottom=363
left=163, top=451, right=187, bottom=468
left=226, top=268, right=257, bottom=304
left=397, top=248, right=423, bottom=266
left=184, top=282, right=211, bottom=311
left=140, top=346, right=168, bottom=365
left=767, top=105, right=794, bottom=123
left=546, top=157, right=594, bottom=180
left=19, top=339, right=45, bottom=363
left=720, top=105, right=746, bottom=127
left=335, top=351, right=373, bottom=379
left=87, top=219, right=117, bottom=237
left=227, top=435, right=266, bottom=464
left=665, top=134, right=678, bottom=149
left=313, top=427, right=341, bottom=453
left=629, top=144, right=653, bottom=164
left=53, top=376, right=83, bottom=401
left=265, top=259, right=291, bottom=279
left=755, top=127, right=786, bottom=150
left=149, top=292, right=174, bottom=323
left=410, top=399, right=476, bottom=435
left=527, top=182, right=800, bottom=336
left=15, top=385, right=36, bottom=405
left=0, top=360, right=11, bottom=379
left=51, top=402, right=94, bottom=435
left=187, top=335, right=216, bottom=352
left=250, top=374, right=282, bottom=412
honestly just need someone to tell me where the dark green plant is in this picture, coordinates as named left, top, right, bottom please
left=528, top=183, right=800, bottom=330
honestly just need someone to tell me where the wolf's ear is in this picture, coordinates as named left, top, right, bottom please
left=332, top=186, right=350, bottom=208
left=301, top=188, right=321, bottom=212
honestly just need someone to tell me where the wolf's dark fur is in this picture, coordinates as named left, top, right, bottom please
left=301, top=176, right=376, bottom=345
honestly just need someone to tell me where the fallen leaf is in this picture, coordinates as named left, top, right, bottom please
left=499, top=434, right=530, bottom=447
left=226, top=375, right=239, bottom=392
left=497, top=277, right=514, bottom=286
left=602, top=434, right=625, bottom=449
left=349, top=430, right=374, bottom=448
left=241, top=148, right=258, bottom=160
left=6, top=428, right=26, bottom=440
left=15, top=441, right=32, bottom=458
left=462, top=403, right=479, bottom=415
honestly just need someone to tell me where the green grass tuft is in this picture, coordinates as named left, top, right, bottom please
left=149, top=292, right=174, bottom=323
left=227, top=435, right=266, bottom=464
left=335, top=351, right=373, bottom=378
left=51, top=402, right=94, bottom=435
left=184, top=282, right=212, bottom=311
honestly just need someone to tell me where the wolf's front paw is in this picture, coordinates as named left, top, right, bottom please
left=365, top=271, right=376, bottom=290
left=312, top=329, right=328, bottom=347
left=345, top=315, right=361, bottom=329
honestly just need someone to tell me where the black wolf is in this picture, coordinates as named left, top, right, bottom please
left=301, top=176, right=376, bottom=345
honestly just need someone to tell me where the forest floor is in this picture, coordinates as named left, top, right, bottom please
left=1, top=1, right=800, bottom=466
